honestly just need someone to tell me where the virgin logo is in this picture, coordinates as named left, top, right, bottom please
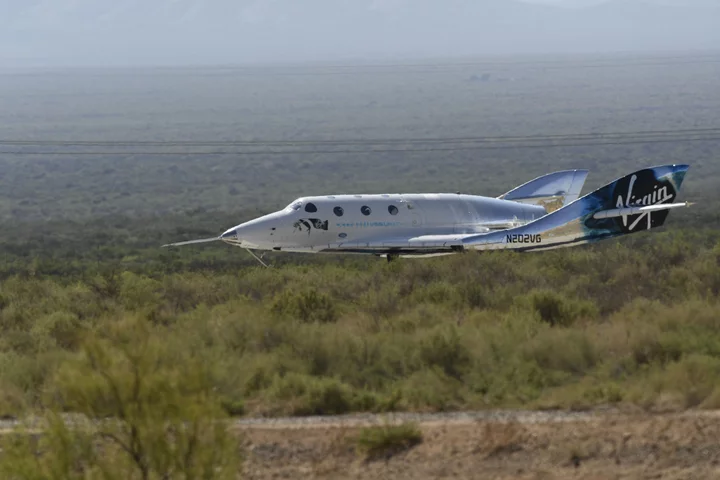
left=615, top=174, right=674, bottom=231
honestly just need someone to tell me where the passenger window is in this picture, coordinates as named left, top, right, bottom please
left=333, top=206, right=344, bottom=217
left=361, top=206, right=371, bottom=216
left=305, top=203, right=317, bottom=213
left=388, top=205, right=399, bottom=215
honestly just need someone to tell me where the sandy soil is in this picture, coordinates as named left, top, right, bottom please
left=238, top=411, right=720, bottom=480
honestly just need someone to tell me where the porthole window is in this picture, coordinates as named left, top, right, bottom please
left=388, top=205, right=399, bottom=215
left=333, top=206, right=344, bottom=217
left=304, top=203, right=317, bottom=213
left=361, top=206, right=372, bottom=216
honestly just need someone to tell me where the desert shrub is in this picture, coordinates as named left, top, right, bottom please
left=523, top=328, right=598, bottom=376
left=30, top=311, right=85, bottom=351
left=417, top=325, right=471, bottom=379
left=457, top=282, right=489, bottom=309
left=325, top=333, right=402, bottom=390
left=262, top=372, right=369, bottom=416
left=0, top=351, right=64, bottom=407
left=535, top=381, right=624, bottom=410
left=625, top=354, right=720, bottom=411
left=699, top=387, right=720, bottom=409
left=628, top=325, right=683, bottom=367
left=581, top=382, right=624, bottom=404
left=15, top=316, right=242, bottom=479
left=646, top=354, right=720, bottom=409
left=220, top=397, right=246, bottom=416
left=118, top=271, right=162, bottom=311
left=412, top=281, right=458, bottom=306
left=525, top=290, right=598, bottom=327
left=162, top=273, right=212, bottom=314
left=0, top=381, right=26, bottom=419
left=355, top=422, right=423, bottom=461
left=360, top=285, right=402, bottom=321
left=613, top=299, right=720, bottom=368
left=470, top=359, right=550, bottom=406
left=400, top=368, right=466, bottom=411
left=271, top=289, right=338, bottom=323
left=384, top=304, right=455, bottom=333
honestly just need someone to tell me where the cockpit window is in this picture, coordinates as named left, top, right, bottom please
left=286, top=201, right=302, bottom=211
left=305, top=203, right=318, bottom=213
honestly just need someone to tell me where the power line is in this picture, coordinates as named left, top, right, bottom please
left=3, top=127, right=720, bottom=148
left=3, top=136, right=719, bottom=156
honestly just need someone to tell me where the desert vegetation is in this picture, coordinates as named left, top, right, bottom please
left=0, top=318, right=240, bottom=479
left=1, top=231, right=719, bottom=420
left=355, top=423, right=423, bottom=461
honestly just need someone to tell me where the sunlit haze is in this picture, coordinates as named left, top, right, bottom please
left=1, top=0, right=718, bottom=66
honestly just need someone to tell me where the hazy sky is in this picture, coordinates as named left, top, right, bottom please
left=1, top=0, right=718, bottom=66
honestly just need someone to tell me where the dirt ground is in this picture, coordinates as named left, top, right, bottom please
left=238, top=411, right=720, bottom=480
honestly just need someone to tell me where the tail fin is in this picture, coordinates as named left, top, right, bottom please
left=465, top=164, right=690, bottom=251
left=499, top=169, right=589, bottom=211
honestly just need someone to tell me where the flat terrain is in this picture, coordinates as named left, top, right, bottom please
left=240, top=410, right=720, bottom=479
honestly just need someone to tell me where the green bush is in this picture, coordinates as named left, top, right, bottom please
left=417, top=325, right=471, bottom=379
left=400, top=368, right=466, bottom=411
left=1, top=318, right=241, bottom=479
left=630, top=354, right=720, bottom=410
left=355, top=422, right=423, bottom=460
left=263, top=373, right=368, bottom=416
left=271, top=289, right=338, bottom=323
left=220, top=398, right=246, bottom=416
left=526, top=290, right=598, bottom=327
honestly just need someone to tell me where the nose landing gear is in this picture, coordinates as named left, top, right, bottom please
left=245, top=248, right=271, bottom=268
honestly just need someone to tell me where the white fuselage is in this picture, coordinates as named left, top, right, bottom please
left=221, top=193, right=547, bottom=254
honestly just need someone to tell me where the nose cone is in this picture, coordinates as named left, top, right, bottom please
left=221, top=213, right=281, bottom=248
left=220, top=228, right=242, bottom=246
left=221, top=229, right=238, bottom=241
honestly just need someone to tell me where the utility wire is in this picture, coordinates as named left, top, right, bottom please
left=2, top=127, right=720, bottom=148
left=2, top=136, right=719, bottom=156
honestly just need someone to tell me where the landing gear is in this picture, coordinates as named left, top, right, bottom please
left=386, top=253, right=400, bottom=263
left=245, top=248, right=271, bottom=268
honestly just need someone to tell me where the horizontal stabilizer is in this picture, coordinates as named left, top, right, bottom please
left=593, top=202, right=691, bottom=220
left=162, top=237, right=220, bottom=247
